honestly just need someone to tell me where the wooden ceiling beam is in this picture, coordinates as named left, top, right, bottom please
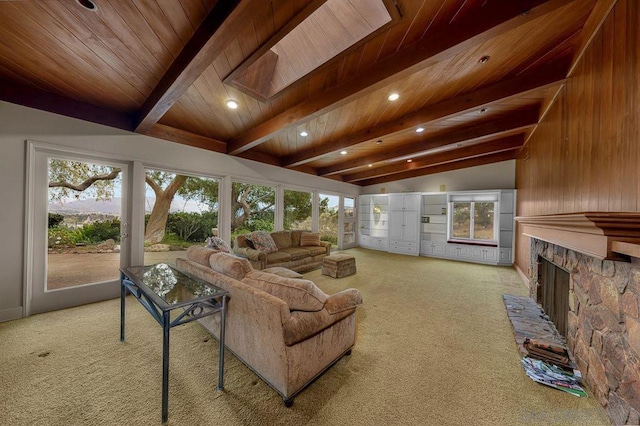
left=236, top=150, right=282, bottom=167
left=343, top=135, right=524, bottom=182
left=135, top=0, right=256, bottom=133
left=318, top=106, right=539, bottom=176
left=144, top=124, right=226, bottom=153
left=356, top=151, right=518, bottom=187
left=283, top=66, right=564, bottom=168
left=227, top=0, right=576, bottom=155
left=0, top=79, right=136, bottom=131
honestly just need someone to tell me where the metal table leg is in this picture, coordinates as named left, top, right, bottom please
left=217, top=295, right=227, bottom=391
left=120, top=272, right=126, bottom=342
left=162, top=311, right=170, bottom=424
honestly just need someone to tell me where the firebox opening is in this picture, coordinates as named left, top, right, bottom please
left=537, top=257, right=570, bottom=337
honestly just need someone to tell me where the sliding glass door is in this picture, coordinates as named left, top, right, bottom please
left=27, top=145, right=130, bottom=315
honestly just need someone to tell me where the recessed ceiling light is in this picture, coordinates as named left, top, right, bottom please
left=76, top=0, right=98, bottom=11
left=388, top=93, right=400, bottom=101
left=479, top=107, right=488, bottom=114
left=407, top=159, right=412, bottom=163
left=226, top=99, right=239, bottom=109
left=368, top=164, right=373, bottom=168
left=416, top=127, right=425, bottom=133
left=340, top=150, right=348, bottom=155
left=300, top=131, right=308, bottom=137
left=478, top=55, right=490, bottom=64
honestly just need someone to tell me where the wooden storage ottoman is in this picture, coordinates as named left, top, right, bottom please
left=322, top=254, right=356, bottom=278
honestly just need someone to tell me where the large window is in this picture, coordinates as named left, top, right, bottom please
left=230, top=182, right=275, bottom=242
left=144, top=169, right=219, bottom=266
left=283, top=189, right=312, bottom=230
left=449, top=193, right=497, bottom=243
left=319, top=193, right=339, bottom=246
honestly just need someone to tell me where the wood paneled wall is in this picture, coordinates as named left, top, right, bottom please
left=515, top=0, right=640, bottom=275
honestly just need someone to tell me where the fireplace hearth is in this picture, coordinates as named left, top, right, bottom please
left=529, top=239, right=640, bottom=425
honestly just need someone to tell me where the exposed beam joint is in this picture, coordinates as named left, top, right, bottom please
left=284, top=66, right=564, bottom=168
left=144, top=124, right=227, bottom=153
left=356, top=151, right=518, bottom=187
left=135, top=0, right=248, bottom=133
left=227, top=0, right=576, bottom=155
left=344, top=135, right=524, bottom=182
left=318, top=105, right=540, bottom=176
left=0, top=80, right=136, bottom=131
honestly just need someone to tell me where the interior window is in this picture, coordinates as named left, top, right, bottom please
left=449, top=194, right=498, bottom=243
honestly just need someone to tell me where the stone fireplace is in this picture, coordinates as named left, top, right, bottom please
left=515, top=213, right=640, bottom=424
left=529, top=239, right=640, bottom=424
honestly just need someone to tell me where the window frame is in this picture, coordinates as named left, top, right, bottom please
left=447, top=192, right=499, bottom=246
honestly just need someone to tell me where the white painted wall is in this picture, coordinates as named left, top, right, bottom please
left=0, top=101, right=360, bottom=321
left=361, top=161, right=516, bottom=194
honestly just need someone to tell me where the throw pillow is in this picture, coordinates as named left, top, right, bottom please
left=248, top=231, right=278, bottom=253
left=205, top=236, right=230, bottom=253
left=242, top=271, right=328, bottom=311
left=300, top=232, right=321, bottom=247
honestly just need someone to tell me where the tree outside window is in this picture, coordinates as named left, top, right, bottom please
left=283, top=189, right=312, bottom=230
left=451, top=201, right=495, bottom=242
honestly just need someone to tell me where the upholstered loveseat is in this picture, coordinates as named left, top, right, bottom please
left=233, top=230, right=331, bottom=272
left=176, top=246, right=362, bottom=405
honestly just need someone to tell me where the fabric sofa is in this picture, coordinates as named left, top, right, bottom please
left=176, top=246, right=362, bottom=405
left=233, top=230, right=331, bottom=272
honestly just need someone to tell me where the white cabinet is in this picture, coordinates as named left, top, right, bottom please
left=499, top=248, right=512, bottom=263
left=470, top=246, right=498, bottom=263
left=388, top=193, right=421, bottom=256
left=497, top=190, right=516, bottom=265
left=420, top=193, right=448, bottom=256
left=421, top=241, right=446, bottom=256
left=358, top=195, right=389, bottom=251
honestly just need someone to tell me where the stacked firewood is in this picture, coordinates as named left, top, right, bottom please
left=523, top=338, right=574, bottom=369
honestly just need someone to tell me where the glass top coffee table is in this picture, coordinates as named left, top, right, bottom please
left=120, top=263, right=228, bottom=424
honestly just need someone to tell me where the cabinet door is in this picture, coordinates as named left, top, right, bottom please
left=403, top=194, right=420, bottom=210
left=389, top=214, right=404, bottom=240
left=389, top=195, right=404, bottom=210
left=499, top=249, right=512, bottom=263
left=403, top=210, right=419, bottom=241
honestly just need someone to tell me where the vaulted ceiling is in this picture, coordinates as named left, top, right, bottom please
left=0, top=0, right=609, bottom=186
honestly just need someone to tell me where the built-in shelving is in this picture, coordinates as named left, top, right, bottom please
left=358, top=195, right=389, bottom=251
left=359, top=190, right=516, bottom=265
left=420, top=193, right=448, bottom=257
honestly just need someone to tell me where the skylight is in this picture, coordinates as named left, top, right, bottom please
left=225, top=0, right=398, bottom=101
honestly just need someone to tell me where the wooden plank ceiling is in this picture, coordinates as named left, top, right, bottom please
left=0, top=0, right=603, bottom=186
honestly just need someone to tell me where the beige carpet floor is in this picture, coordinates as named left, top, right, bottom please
left=0, top=249, right=610, bottom=425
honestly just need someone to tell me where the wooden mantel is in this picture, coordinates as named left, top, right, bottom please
left=515, top=212, right=640, bottom=260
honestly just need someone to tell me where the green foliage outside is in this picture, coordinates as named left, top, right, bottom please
left=48, top=213, right=64, bottom=228
left=319, top=195, right=338, bottom=246
left=283, top=190, right=312, bottom=230
left=48, top=227, right=81, bottom=248
left=48, top=159, right=345, bottom=250
left=162, top=211, right=218, bottom=243
left=48, top=219, right=121, bottom=248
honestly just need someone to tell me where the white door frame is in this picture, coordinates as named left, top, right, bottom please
left=24, top=142, right=133, bottom=316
